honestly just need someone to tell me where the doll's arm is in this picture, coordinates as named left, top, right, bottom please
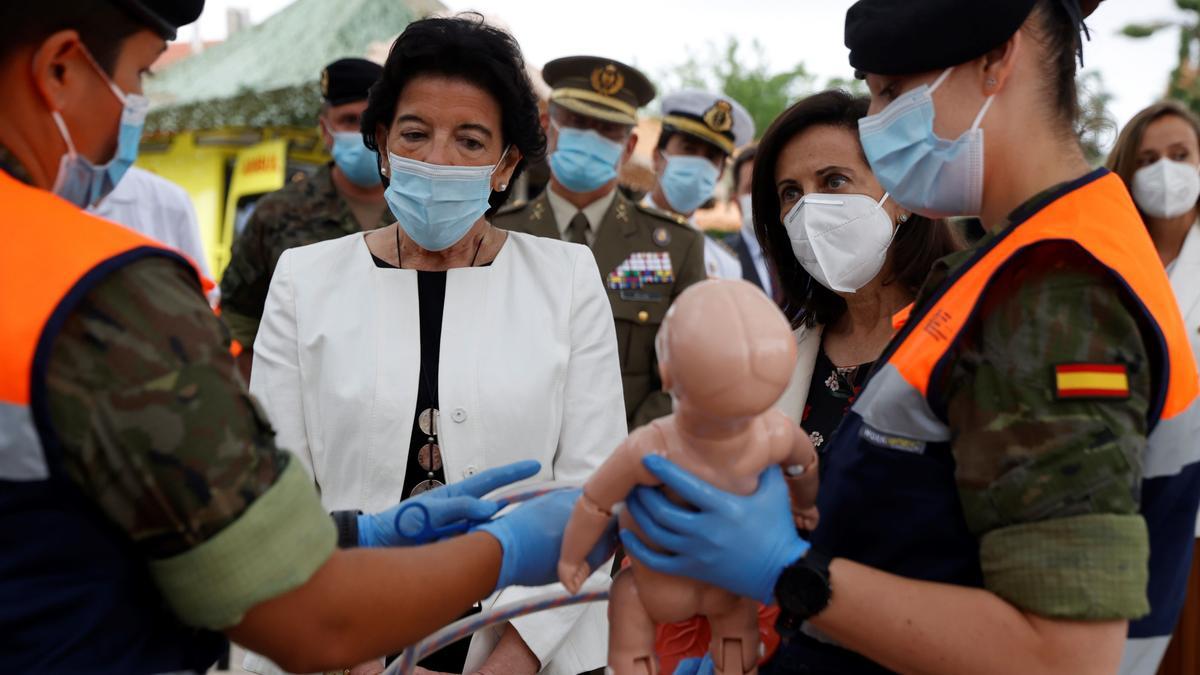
left=558, top=428, right=661, bottom=593
left=766, top=411, right=820, bottom=530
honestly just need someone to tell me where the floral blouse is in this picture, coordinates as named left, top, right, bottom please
left=801, top=348, right=874, bottom=467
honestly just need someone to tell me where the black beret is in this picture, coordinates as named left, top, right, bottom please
left=108, top=0, right=204, bottom=40
left=846, top=0, right=1107, bottom=76
left=846, top=0, right=1037, bottom=76
left=320, top=58, right=383, bottom=106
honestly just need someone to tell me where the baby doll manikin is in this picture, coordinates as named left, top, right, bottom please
left=558, top=279, right=819, bottom=675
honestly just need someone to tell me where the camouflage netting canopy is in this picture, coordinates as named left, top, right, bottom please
left=145, top=0, right=446, bottom=134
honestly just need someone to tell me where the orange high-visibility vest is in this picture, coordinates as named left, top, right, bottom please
left=808, top=170, right=1200, bottom=673
left=0, top=168, right=208, bottom=462
left=0, top=168, right=228, bottom=671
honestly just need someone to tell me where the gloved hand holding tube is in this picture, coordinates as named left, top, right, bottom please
left=357, top=460, right=541, bottom=547
left=479, top=488, right=618, bottom=591
left=620, top=455, right=810, bottom=604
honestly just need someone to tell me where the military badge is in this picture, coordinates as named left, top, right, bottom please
left=608, top=252, right=674, bottom=290
left=653, top=226, right=671, bottom=247
left=703, top=100, right=734, bottom=133
left=320, top=68, right=330, bottom=98
left=591, top=64, right=625, bottom=97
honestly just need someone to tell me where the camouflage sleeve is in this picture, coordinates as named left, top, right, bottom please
left=942, top=242, right=1152, bottom=621
left=218, top=206, right=272, bottom=346
left=44, top=256, right=335, bottom=628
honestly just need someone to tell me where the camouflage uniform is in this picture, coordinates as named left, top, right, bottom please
left=219, top=163, right=390, bottom=346
left=923, top=186, right=1152, bottom=617
left=1, top=147, right=336, bottom=628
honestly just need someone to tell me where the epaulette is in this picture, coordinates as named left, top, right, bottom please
left=635, top=201, right=691, bottom=229
left=705, top=231, right=739, bottom=258
left=494, top=199, right=529, bottom=217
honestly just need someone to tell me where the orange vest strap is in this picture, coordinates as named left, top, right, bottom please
left=0, top=171, right=204, bottom=404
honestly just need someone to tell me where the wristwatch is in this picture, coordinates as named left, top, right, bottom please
left=773, top=547, right=833, bottom=639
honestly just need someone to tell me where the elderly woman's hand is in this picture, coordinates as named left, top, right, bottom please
left=357, top=460, right=541, bottom=547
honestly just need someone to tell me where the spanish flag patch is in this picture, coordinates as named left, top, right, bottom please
left=1054, top=363, right=1130, bottom=400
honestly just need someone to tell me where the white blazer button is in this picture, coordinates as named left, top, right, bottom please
left=463, top=465, right=478, bottom=478
left=452, top=407, right=467, bottom=423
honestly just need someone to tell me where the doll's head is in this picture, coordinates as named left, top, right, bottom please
left=656, top=279, right=797, bottom=418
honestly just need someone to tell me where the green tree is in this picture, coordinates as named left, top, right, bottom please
left=1077, top=70, right=1117, bottom=165
left=1121, top=1, right=1200, bottom=113
left=660, top=37, right=813, bottom=140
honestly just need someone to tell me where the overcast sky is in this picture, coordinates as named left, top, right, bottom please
left=184, top=0, right=1192, bottom=145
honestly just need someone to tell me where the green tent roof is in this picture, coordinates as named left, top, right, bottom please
left=146, top=0, right=445, bottom=133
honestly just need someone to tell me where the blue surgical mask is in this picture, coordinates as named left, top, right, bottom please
left=330, top=129, right=382, bottom=188
left=857, top=67, right=995, bottom=218
left=384, top=149, right=507, bottom=251
left=549, top=123, right=623, bottom=193
left=51, top=47, right=149, bottom=208
left=659, top=153, right=720, bottom=214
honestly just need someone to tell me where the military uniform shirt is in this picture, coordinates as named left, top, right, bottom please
left=919, top=185, right=1153, bottom=618
left=643, top=194, right=742, bottom=280
left=219, top=163, right=390, bottom=346
left=0, top=147, right=337, bottom=630
left=545, top=183, right=617, bottom=245
left=493, top=188, right=707, bottom=427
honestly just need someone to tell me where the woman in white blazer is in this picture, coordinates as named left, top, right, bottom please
left=246, top=17, right=624, bottom=675
left=1108, top=100, right=1200, bottom=675
left=655, top=90, right=961, bottom=672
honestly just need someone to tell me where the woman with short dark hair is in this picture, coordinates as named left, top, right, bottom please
left=248, top=15, right=622, bottom=675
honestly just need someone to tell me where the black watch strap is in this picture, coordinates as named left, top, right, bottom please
left=774, top=547, right=833, bottom=640
left=331, top=510, right=362, bottom=548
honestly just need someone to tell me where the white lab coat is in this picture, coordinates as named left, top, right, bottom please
left=1168, top=222, right=1200, bottom=538
left=246, top=230, right=625, bottom=674
left=89, top=166, right=216, bottom=303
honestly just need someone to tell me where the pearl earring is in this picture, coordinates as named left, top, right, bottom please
left=499, top=183, right=508, bottom=191
left=899, top=213, right=910, bottom=224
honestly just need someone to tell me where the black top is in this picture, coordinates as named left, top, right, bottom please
left=372, top=253, right=473, bottom=672
left=801, top=347, right=874, bottom=475
left=372, top=254, right=449, bottom=497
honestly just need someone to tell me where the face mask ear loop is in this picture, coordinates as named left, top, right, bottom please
left=928, top=67, right=955, bottom=94
left=491, top=145, right=512, bottom=176
left=50, top=111, right=78, bottom=158
left=970, top=94, right=997, bottom=131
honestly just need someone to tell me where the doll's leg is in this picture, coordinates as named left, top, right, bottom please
left=706, top=596, right=760, bottom=675
left=608, top=568, right=659, bottom=675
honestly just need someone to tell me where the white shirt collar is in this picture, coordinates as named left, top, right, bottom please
left=546, top=185, right=618, bottom=241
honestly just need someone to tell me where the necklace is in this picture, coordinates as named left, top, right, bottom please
left=400, top=226, right=488, bottom=496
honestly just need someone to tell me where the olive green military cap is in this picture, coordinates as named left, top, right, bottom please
left=543, top=55, right=656, bottom=126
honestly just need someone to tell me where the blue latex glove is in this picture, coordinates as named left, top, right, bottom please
left=478, top=488, right=617, bottom=591
left=357, top=460, right=541, bottom=547
left=673, top=656, right=714, bottom=675
left=621, top=455, right=809, bottom=604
